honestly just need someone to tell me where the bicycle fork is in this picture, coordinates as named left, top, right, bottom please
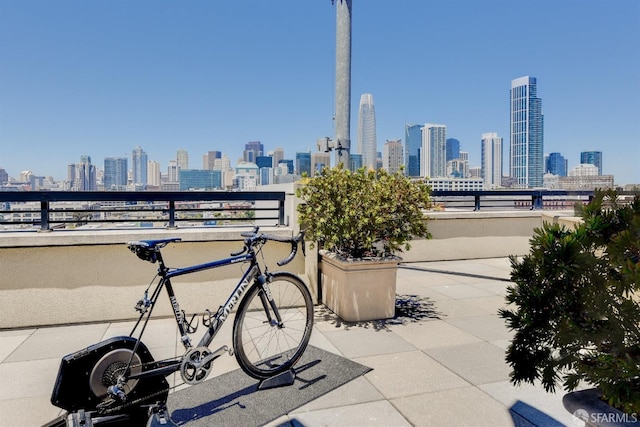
left=257, top=274, right=284, bottom=328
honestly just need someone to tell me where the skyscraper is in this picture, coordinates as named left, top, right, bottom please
left=69, top=155, right=97, bottom=191
left=357, top=93, right=377, bottom=170
left=446, top=138, right=460, bottom=162
left=296, top=152, right=312, bottom=176
left=580, top=151, right=603, bottom=175
left=203, top=151, right=221, bottom=170
left=147, top=160, right=161, bottom=187
left=421, top=124, right=447, bottom=178
left=176, top=149, right=189, bottom=170
left=481, top=132, right=503, bottom=189
left=132, top=146, right=148, bottom=187
left=244, top=141, right=264, bottom=163
left=510, top=76, right=544, bottom=188
left=383, top=139, right=403, bottom=173
left=103, top=157, right=128, bottom=190
left=546, top=152, right=568, bottom=176
left=404, top=124, right=422, bottom=177
left=167, top=160, right=178, bottom=183
left=272, top=147, right=285, bottom=169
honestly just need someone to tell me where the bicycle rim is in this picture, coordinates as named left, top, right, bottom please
left=233, top=272, right=313, bottom=379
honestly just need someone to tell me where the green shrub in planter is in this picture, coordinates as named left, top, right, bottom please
left=499, top=189, right=640, bottom=414
left=296, top=165, right=431, bottom=259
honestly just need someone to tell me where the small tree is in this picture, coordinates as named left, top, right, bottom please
left=499, top=190, right=640, bottom=413
left=296, top=165, right=431, bottom=259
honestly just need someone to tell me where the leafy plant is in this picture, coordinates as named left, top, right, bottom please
left=296, top=165, right=431, bottom=259
left=499, top=189, right=640, bottom=414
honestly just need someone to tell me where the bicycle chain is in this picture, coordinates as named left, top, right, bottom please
left=95, top=358, right=182, bottom=416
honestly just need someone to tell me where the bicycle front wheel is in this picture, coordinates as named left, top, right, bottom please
left=233, top=272, right=313, bottom=379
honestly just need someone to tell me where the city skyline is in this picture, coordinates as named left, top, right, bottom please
left=1, top=1, right=638, bottom=185
left=0, top=142, right=625, bottom=192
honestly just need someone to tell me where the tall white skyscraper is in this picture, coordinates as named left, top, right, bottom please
left=510, top=76, right=543, bottom=188
left=481, top=132, right=503, bottom=189
left=357, top=93, right=377, bottom=169
left=421, top=124, right=447, bottom=178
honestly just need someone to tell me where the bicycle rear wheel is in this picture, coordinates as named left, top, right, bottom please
left=233, top=272, right=313, bottom=379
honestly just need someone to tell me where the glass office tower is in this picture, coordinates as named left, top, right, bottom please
left=404, top=124, right=422, bottom=177
left=546, top=152, right=568, bottom=176
left=104, top=157, right=128, bottom=190
left=132, top=146, right=148, bottom=188
left=580, top=151, right=602, bottom=175
left=296, top=152, right=312, bottom=176
left=446, top=138, right=460, bottom=162
left=510, top=76, right=544, bottom=188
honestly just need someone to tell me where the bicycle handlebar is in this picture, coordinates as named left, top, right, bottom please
left=231, top=227, right=305, bottom=266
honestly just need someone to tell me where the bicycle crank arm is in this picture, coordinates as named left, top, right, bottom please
left=201, top=345, right=232, bottom=365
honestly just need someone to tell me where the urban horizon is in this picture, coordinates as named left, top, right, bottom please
left=0, top=140, right=628, bottom=190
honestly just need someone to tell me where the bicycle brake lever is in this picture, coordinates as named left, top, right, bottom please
left=296, top=231, right=306, bottom=256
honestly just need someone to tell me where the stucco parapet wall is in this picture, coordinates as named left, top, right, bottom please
left=0, top=226, right=293, bottom=248
left=540, top=211, right=583, bottom=229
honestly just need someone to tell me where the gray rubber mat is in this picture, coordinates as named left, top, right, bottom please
left=166, top=345, right=372, bottom=426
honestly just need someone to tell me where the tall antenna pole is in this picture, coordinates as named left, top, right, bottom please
left=334, top=0, right=352, bottom=168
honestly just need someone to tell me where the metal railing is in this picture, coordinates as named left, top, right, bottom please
left=1, top=189, right=636, bottom=232
left=0, top=191, right=286, bottom=231
left=429, top=189, right=596, bottom=211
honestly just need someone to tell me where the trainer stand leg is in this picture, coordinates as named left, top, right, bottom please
left=257, top=368, right=296, bottom=390
left=146, top=402, right=178, bottom=427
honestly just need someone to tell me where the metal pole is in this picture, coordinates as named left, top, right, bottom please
left=334, top=0, right=352, bottom=169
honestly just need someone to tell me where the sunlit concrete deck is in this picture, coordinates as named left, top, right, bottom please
left=0, top=258, right=579, bottom=427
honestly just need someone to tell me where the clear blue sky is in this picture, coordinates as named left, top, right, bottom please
left=1, top=0, right=639, bottom=185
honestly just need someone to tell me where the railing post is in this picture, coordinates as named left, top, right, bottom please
left=279, top=198, right=286, bottom=225
left=40, top=200, right=50, bottom=231
left=532, top=192, right=543, bottom=210
left=474, top=195, right=481, bottom=211
left=168, top=200, right=176, bottom=228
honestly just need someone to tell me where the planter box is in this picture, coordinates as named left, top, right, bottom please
left=563, top=388, right=640, bottom=426
left=319, top=250, right=400, bottom=322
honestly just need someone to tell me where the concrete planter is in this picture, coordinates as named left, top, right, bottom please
left=319, top=250, right=400, bottom=322
left=563, top=388, right=640, bottom=426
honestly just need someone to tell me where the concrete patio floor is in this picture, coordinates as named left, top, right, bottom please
left=0, top=258, right=582, bottom=426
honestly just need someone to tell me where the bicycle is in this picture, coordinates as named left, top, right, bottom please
left=48, top=227, right=313, bottom=425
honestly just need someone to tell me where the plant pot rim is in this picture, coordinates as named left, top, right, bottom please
left=319, top=249, right=402, bottom=264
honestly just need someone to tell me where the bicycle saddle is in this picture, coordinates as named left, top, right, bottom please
left=127, top=238, right=181, bottom=263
